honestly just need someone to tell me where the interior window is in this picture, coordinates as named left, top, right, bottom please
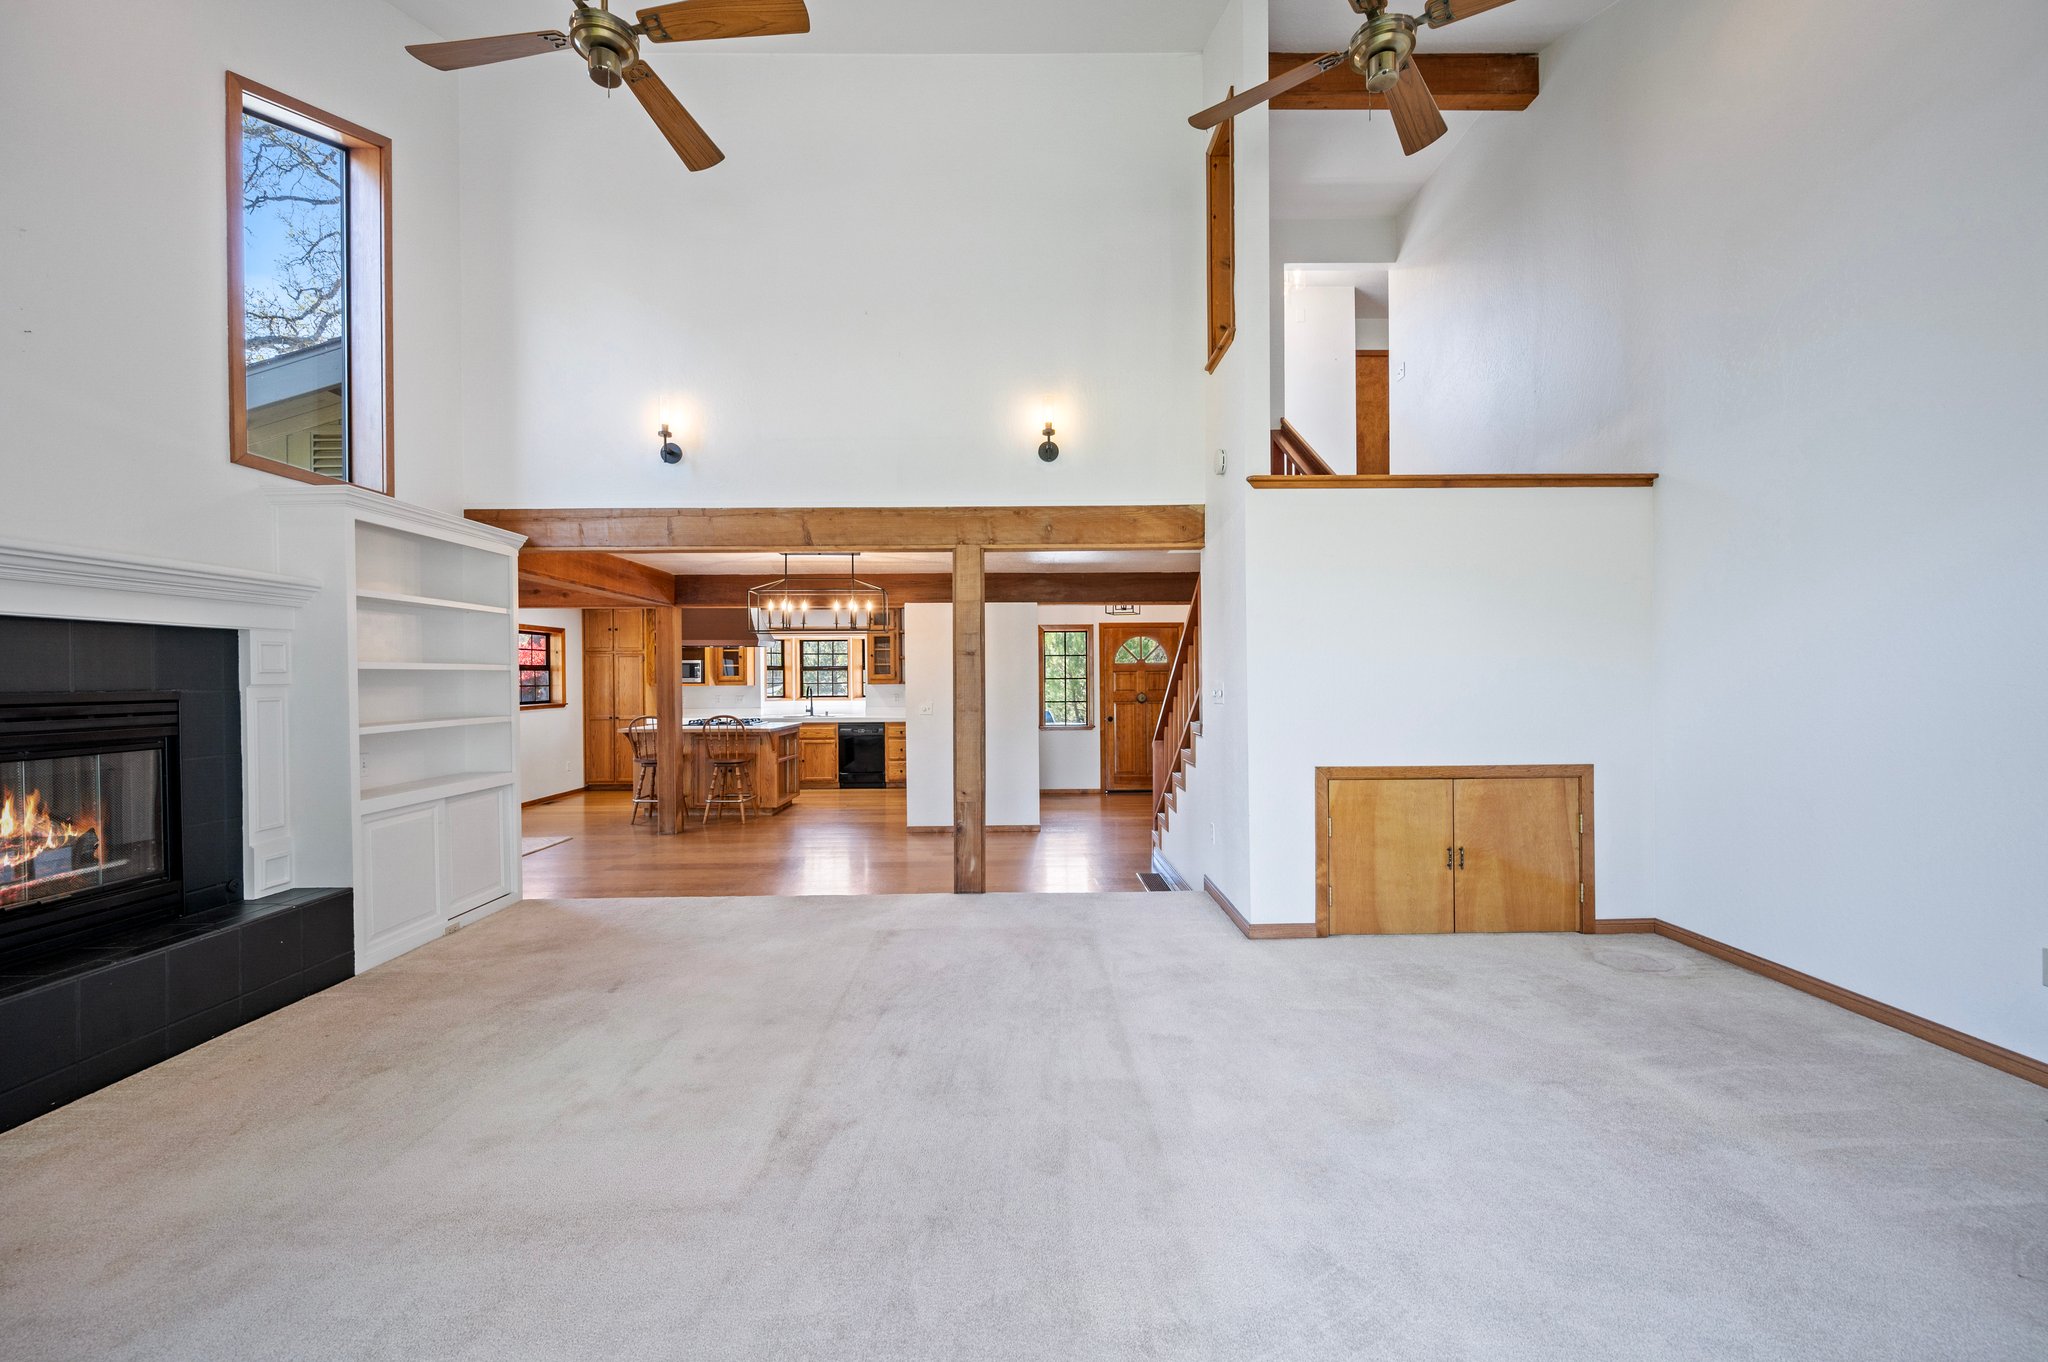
left=1041, top=629, right=1091, bottom=728
left=516, top=627, right=563, bottom=707
left=799, top=640, right=850, bottom=698
left=228, top=75, right=391, bottom=492
left=763, top=639, right=785, bottom=698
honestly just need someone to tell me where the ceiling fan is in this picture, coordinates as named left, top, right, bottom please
left=405, top=1, right=812, bottom=172
left=1189, top=0, right=1518, bottom=155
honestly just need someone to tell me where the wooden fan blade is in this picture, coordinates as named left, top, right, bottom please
left=1418, top=0, right=1521, bottom=28
left=1384, top=59, right=1449, bottom=155
left=405, top=31, right=570, bottom=71
left=624, top=62, right=726, bottom=172
left=1189, top=52, right=1345, bottom=130
left=638, top=0, right=810, bottom=43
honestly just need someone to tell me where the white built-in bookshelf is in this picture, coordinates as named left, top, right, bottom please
left=274, top=489, right=525, bottom=971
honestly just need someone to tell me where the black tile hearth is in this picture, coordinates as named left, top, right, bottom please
left=0, top=889, right=353, bottom=1134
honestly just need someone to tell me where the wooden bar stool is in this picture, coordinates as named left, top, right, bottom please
left=700, top=715, right=757, bottom=826
left=623, top=716, right=659, bottom=825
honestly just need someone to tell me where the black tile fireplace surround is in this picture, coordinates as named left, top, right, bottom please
left=0, top=616, right=353, bottom=1133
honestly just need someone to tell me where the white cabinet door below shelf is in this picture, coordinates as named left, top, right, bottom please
left=441, top=786, right=513, bottom=918
left=360, top=804, right=444, bottom=968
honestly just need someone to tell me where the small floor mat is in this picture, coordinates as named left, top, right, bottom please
left=521, top=836, right=571, bottom=857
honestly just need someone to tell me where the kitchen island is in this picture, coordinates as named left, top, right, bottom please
left=661, top=715, right=907, bottom=814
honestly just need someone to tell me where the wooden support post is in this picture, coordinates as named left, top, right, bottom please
left=952, top=543, right=986, bottom=893
left=654, top=604, right=686, bottom=835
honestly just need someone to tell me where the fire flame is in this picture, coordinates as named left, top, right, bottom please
left=0, top=786, right=99, bottom=878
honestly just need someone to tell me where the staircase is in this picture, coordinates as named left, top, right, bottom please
left=1151, top=580, right=1201, bottom=848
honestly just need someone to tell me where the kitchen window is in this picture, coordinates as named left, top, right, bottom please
left=227, top=74, right=393, bottom=492
left=516, top=626, right=565, bottom=707
left=1040, top=627, right=1091, bottom=729
left=763, top=638, right=785, bottom=698
left=799, top=640, right=850, bottom=698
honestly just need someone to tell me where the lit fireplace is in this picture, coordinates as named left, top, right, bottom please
left=0, top=694, right=179, bottom=965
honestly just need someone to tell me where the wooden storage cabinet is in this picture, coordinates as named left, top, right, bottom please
left=885, top=722, right=906, bottom=787
left=710, top=645, right=753, bottom=686
left=1319, top=767, right=1587, bottom=936
left=583, top=608, right=656, bottom=786
left=866, top=626, right=900, bottom=685
left=798, top=723, right=839, bottom=788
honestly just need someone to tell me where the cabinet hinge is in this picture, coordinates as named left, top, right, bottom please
left=1578, top=883, right=1584, bottom=903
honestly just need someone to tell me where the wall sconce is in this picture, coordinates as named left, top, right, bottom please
left=1037, top=400, right=1060, bottom=463
left=657, top=422, right=682, bottom=465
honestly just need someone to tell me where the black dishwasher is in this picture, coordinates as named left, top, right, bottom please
left=838, top=724, right=886, bottom=788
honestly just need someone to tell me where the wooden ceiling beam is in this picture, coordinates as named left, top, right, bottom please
left=516, top=550, right=675, bottom=607
left=1269, top=52, right=1538, bottom=112
left=471, top=505, right=1206, bottom=552
left=670, top=572, right=1201, bottom=607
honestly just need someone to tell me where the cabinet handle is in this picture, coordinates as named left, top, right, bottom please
left=1457, top=847, right=1465, bottom=870
left=1445, top=847, right=1452, bottom=869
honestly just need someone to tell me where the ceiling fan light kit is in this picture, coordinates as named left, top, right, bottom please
left=1190, top=0, right=1517, bottom=155
left=404, top=2, right=813, bottom=173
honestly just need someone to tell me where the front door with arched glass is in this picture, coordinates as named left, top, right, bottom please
left=1099, top=623, right=1181, bottom=793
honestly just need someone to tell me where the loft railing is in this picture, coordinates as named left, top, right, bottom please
left=1269, top=420, right=1335, bottom=477
left=1152, top=579, right=1201, bottom=827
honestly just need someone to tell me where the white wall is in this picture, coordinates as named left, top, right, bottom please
left=1392, top=0, right=2048, bottom=1059
left=1282, top=284, right=1359, bottom=470
left=1243, top=488, right=1655, bottom=922
left=1164, top=0, right=1272, bottom=900
left=1035, top=604, right=1192, bottom=790
left=1355, top=317, right=1389, bottom=351
left=453, top=53, right=1207, bottom=510
left=904, top=603, right=1039, bottom=829
left=516, top=609, right=583, bottom=803
left=0, top=0, right=468, bottom=572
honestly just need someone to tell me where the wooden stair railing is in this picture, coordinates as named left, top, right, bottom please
left=1152, top=580, right=1202, bottom=840
left=1270, top=419, right=1335, bottom=477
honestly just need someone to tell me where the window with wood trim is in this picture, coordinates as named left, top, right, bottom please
left=227, top=73, right=393, bottom=493
left=1040, top=627, right=1091, bottom=729
left=763, top=638, right=785, bottom=698
left=1205, top=116, right=1235, bottom=373
left=799, top=640, right=850, bottom=698
left=516, top=626, right=565, bottom=707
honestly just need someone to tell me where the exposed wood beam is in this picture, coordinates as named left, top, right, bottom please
left=671, top=572, right=1202, bottom=607
left=471, top=505, right=1206, bottom=553
left=517, top=586, right=607, bottom=610
left=516, top=551, right=675, bottom=606
left=1268, top=52, right=1538, bottom=112
left=654, top=605, right=686, bottom=836
left=953, top=544, right=986, bottom=895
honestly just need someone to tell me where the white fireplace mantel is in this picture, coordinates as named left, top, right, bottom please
left=0, top=535, right=323, bottom=900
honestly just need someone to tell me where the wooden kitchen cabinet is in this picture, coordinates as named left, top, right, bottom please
left=798, top=723, right=839, bottom=788
left=582, top=608, right=656, bottom=787
left=1319, top=767, right=1586, bottom=936
left=710, top=645, right=753, bottom=686
left=866, top=627, right=900, bottom=685
left=884, top=722, right=906, bottom=787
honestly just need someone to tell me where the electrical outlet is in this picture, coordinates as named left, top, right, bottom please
left=1210, top=683, right=1224, bottom=705
left=1395, top=361, right=1407, bottom=381
left=1215, top=449, right=1228, bottom=476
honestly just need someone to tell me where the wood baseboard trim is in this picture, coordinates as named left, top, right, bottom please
left=1204, top=877, right=1318, bottom=940
left=906, top=825, right=951, bottom=835
left=989, top=825, right=1040, bottom=834
left=1648, top=920, right=2047, bottom=1089
left=521, top=787, right=587, bottom=808
left=1150, top=852, right=1190, bottom=892
left=1040, top=788, right=1099, bottom=797
left=1591, top=917, right=1656, bottom=934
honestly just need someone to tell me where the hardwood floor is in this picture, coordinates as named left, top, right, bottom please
left=520, top=789, right=1156, bottom=897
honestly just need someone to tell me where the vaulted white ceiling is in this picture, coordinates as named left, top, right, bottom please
left=385, top=0, right=1235, bottom=53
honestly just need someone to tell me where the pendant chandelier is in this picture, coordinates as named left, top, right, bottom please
left=747, top=553, right=889, bottom=644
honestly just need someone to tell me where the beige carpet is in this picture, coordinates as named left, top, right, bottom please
left=1, top=894, right=2043, bottom=1360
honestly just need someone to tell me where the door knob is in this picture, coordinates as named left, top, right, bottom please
left=1136, top=692, right=1149, bottom=704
